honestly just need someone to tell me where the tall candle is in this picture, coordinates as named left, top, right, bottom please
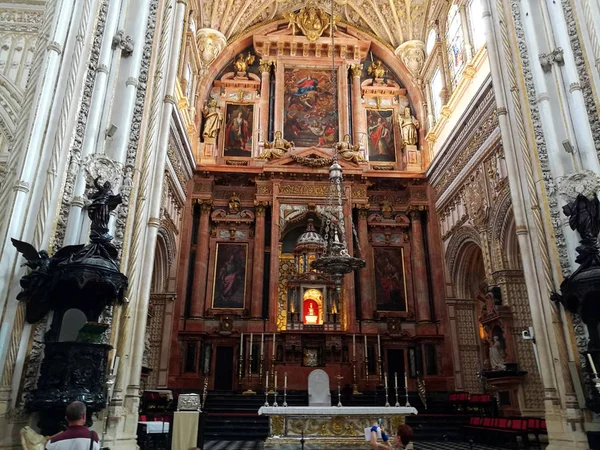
left=265, top=371, right=269, bottom=388
left=394, top=372, right=398, bottom=389
left=249, top=333, right=253, bottom=359
left=272, top=333, right=276, bottom=358
left=284, top=372, right=287, bottom=389
left=589, top=354, right=598, bottom=374
left=377, top=334, right=381, bottom=357
left=274, top=371, right=278, bottom=390
left=364, top=335, right=368, bottom=357
left=404, top=372, right=408, bottom=389
left=260, top=333, right=264, bottom=357
left=384, top=374, right=388, bottom=388
left=352, top=334, right=356, bottom=359
left=240, top=333, right=244, bottom=357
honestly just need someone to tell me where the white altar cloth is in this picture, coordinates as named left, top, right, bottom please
left=138, top=421, right=170, bottom=434
left=258, top=406, right=418, bottom=416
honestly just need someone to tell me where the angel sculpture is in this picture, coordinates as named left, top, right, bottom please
left=87, top=177, right=122, bottom=240
left=258, top=131, right=294, bottom=161
left=11, top=238, right=83, bottom=323
left=233, top=52, right=255, bottom=76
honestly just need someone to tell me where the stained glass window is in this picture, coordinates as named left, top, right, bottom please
left=469, top=0, right=486, bottom=51
left=446, top=1, right=465, bottom=87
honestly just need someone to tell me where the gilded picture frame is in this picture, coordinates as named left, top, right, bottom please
left=211, top=242, right=248, bottom=309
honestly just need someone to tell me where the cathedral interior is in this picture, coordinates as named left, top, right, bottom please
left=1, top=0, right=600, bottom=449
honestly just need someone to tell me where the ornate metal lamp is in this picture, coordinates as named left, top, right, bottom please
left=310, top=0, right=365, bottom=278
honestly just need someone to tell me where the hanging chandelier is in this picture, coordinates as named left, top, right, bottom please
left=310, top=0, right=366, bottom=279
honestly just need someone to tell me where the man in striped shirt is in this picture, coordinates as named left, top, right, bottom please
left=45, top=402, right=100, bottom=450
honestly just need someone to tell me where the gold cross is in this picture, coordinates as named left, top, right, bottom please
left=335, top=375, right=344, bottom=381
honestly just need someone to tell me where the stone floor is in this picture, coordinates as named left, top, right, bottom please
left=203, top=441, right=512, bottom=449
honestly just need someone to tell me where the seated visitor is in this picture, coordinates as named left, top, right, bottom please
left=369, top=422, right=414, bottom=450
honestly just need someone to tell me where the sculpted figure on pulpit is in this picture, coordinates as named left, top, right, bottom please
left=334, top=134, right=364, bottom=164
left=259, top=131, right=294, bottom=161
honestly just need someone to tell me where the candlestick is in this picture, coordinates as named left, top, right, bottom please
left=353, top=334, right=356, bottom=359
left=260, top=333, right=264, bottom=357
left=272, top=333, right=276, bottom=358
left=405, top=372, right=411, bottom=407
left=364, top=336, right=369, bottom=386
left=377, top=334, right=381, bottom=356
left=240, top=333, right=244, bottom=357
left=274, top=371, right=278, bottom=391
left=336, top=375, right=343, bottom=407
left=589, top=353, right=598, bottom=374
left=273, top=371, right=279, bottom=407
left=283, top=372, right=288, bottom=407
left=384, top=376, right=390, bottom=407
left=352, top=355, right=361, bottom=395
left=384, top=374, right=388, bottom=388
left=249, top=333, right=253, bottom=359
left=364, top=335, right=367, bottom=356
left=394, top=372, right=400, bottom=407
left=265, top=371, right=269, bottom=390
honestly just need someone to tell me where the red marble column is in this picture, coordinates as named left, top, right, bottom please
left=410, top=208, right=431, bottom=322
left=357, top=208, right=373, bottom=320
left=251, top=202, right=266, bottom=318
left=350, top=65, right=366, bottom=150
left=190, top=201, right=212, bottom=317
left=258, top=60, right=272, bottom=142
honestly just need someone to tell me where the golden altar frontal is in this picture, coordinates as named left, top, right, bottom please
left=258, top=406, right=418, bottom=449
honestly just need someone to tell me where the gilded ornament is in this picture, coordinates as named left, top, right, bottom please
left=372, top=164, right=395, bottom=170
left=290, top=154, right=334, bottom=168
left=279, top=184, right=329, bottom=196
left=349, top=64, right=363, bottom=78
left=367, top=60, right=387, bottom=83
left=284, top=5, right=337, bottom=42
left=259, top=59, right=275, bottom=74
left=271, top=415, right=284, bottom=436
left=233, top=52, right=255, bottom=76
left=334, top=134, right=364, bottom=164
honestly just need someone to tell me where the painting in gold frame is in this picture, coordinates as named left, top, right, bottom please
left=212, top=243, right=248, bottom=309
left=366, top=109, right=395, bottom=162
left=374, top=247, right=408, bottom=312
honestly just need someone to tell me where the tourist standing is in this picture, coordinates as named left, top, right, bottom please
left=45, top=402, right=100, bottom=450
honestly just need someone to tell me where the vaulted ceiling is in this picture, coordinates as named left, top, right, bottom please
left=192, top=0, right=448, bottom=48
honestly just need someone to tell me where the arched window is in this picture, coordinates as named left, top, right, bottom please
left=468, top=0, right=486, bottom=51
left=430, top=69, right=443, bottom=122
left=446, top=1, right=466, bottom=87
left=426, top=28, right=437, bottom=56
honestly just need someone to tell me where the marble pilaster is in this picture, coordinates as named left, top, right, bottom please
left=349, top=65, right=366, bottom=150
left=190, top=201, right=212, bottom=317
left=259, top=60, right=272, bottom=143
left=357, top=208, right=373, bottom=320
left=409, top=208, right=431, bottom=322
left=251, top=202, right=266, bottom=318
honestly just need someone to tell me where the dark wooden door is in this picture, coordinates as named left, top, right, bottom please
left=214, top=346, right=234, bottom=390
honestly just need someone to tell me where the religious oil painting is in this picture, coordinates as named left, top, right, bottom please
left=374, top=247, right=407, bottom=311
left=283, top=68, right=339, bottom=148
left=224, top=104, right=254, bottom=157
left=366, top=109, right=395, bottom=162
left=212, top=243, right=248, bottom=309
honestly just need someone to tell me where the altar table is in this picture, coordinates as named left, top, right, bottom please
left=258, top=406, right=418, bottom=449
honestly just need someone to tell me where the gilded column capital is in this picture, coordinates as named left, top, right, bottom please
left=259, top=59, right=275, bottom=74
left=356, top=204, right=370, bottom=220
left=408, top=205, right=427, bottom=221
left=194, top=199, right=213, bottom=214
left=254, top=200, right=268, bottom=217
left=349, top=64, right=363, bottom=78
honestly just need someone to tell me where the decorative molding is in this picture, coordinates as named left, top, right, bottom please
left=112, top=30, right=134, bottom=56
left=561, top=0, right=600, bottom=167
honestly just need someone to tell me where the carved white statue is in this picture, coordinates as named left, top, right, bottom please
left=489, top=335, right=506, bottom=371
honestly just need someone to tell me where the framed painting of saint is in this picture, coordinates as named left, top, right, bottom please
left=212, top=243, right=248, bottom=309
left=366, top=109, right=395, bottom=161
left=283, top=68, right=339, bottom=148
left=374, top=247, right=407, bottom=312
left=224, top=104, right=253, bottom=157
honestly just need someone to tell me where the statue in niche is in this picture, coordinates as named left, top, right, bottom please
left=228, top=193, right=241, bottom=215
left=398, top=107, right=419, bottom=146
left=233, top=52, right=255, bottom=77
left=367, top=60, right=387, bottom=84
left=258, top=131, right=294, bottom=160
left=202, top=99, right=223, bottom=140
left=489, top=335, right=507, bottom=371
left=334, top=134, right=364, bottom=164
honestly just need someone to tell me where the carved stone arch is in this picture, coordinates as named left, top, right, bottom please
left=489, top=187, right=520, bottom=271
left=446, top=225, right=482, bottom=288
left=152, top=226, right=176, bottom=293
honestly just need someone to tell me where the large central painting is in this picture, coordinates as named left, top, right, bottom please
left=284, top=68, right=339, bottom=148
left=212, top=243, right=248, bottom=309
left=374, top=247, right=407, bottom=312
